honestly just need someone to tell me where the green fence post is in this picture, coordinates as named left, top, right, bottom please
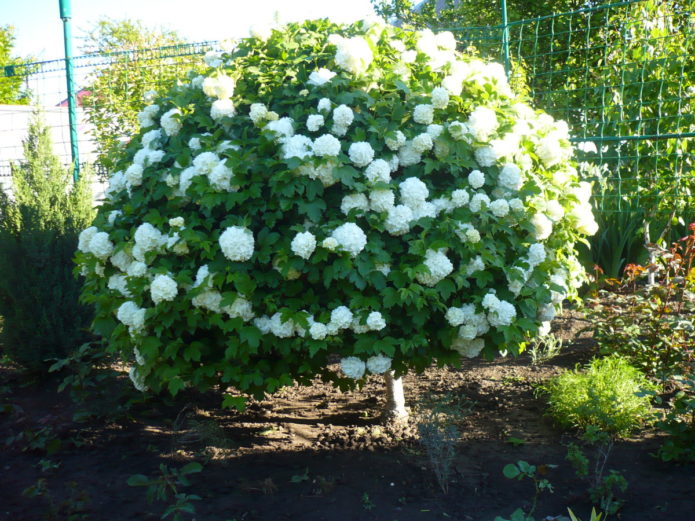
left=59, top=0, right=80, bottom=182
left=500, top=0, right=511, bottom=77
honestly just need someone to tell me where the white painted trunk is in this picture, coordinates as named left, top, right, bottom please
left=383, top=371, right=408, bottom=420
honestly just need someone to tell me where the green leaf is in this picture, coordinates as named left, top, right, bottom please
left=168, top=377, right=185, bottom=397
left=180, top=462, right=203, bottom=475
left=503, top=463, right=521, bottom=479
left=222, top=394, right=247, bottom=412
left=127, top=474, right=150, bottom=487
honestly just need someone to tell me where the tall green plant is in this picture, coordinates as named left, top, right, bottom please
left=79, top=18, right=203, bottom=173
left=0, top=111, right=95, bottom=372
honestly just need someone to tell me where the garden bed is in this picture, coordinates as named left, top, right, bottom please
left=1, top=311, right=692, bottom=521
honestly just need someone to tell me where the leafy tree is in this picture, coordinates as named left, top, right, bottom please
left=0, top=111, right=95, bottom=372
left=0, top=25, right=32, bottom=104
left=371, top=0, right=586, bottom=29
left=79, top=18, right=203, bottom=172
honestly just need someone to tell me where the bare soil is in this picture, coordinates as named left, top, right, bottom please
left=1, top=311, right=693, bottom=521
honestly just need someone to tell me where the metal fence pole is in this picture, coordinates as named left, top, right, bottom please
left=500, top=0, right=511, bottom=77
left=59, top=0, right=80, bottom=182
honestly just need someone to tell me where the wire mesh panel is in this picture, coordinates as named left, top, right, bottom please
left=0, top=41, right=216, bottom=188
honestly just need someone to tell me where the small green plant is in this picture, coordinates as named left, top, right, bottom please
left=22, top=479, right=91, bottom=520
left=414, top=392, right=472, bottom=494
left=127, top=462, right=202, bottom=521
left=6, top=426, right=62, bottom=455
left=494, top=460, right=555, bottom=521
left=540, top=356, right=658, bottom=437
left=652, top=375, right=695, bottom=462
left=527, top=333, right=564, bottom=366
left=290, top=467, right=310, bottom=483
left=566, top=427, right=628, bottom=516
left=567, top=507, right=604, bottom=521
left=361, top=492, right=375, bottom=511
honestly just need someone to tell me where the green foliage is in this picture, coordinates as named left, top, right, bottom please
left=371, top=0, right=584, bottom=30
left=127, top=462, right=202, bottom=521
left=540, top=356, right=658, bottom=437
left=495, top=460, right=555, bottom=521
left=653, top=375, right=695, bottom=463
left=566, top=426, right=628, bottom=515
left=588, top=225, right=695, bottom=381
left=80, top=18, right=203, bottom=172
left=0, top=111, right=95, bottom=372
left=567, top=508, right=603, bottom=521
left=0, top=25, right=32, bottom=104
left=78, top=19, right=593, bottom=402
left=527, top=332, right=563, bottom=365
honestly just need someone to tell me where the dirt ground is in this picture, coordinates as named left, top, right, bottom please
left=1, top=311, right=693, bottom=521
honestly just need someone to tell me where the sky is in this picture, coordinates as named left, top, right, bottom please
left=2, top=0, right=377, bottom=62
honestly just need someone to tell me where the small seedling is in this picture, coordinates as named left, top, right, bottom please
left=362, top=492, right=375, bottom=511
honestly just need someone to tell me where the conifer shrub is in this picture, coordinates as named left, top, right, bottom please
left=0, top=111, right=95, bottom=372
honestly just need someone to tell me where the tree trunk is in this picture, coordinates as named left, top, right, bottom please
left=383, top=371, right=408, bottom=421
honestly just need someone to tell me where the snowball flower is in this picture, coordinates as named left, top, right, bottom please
left=528, top=243, right=547, bottom=267
left=202, top=74, right=235, bottom=99
left=348, top=142, right=375, bottom=167
left=249, top=103, right=268, bottom=125
left=290, top=231, right=317, bottom=260
left=150, top=274, right=178, bottom=305
left=309, top=322, right=328, bottom=340
left=317, top=98, right=332, bottom=112
left=137, top=104, right=159, bottom=128
left=366, top=355, right=391, bottom=374
left=269, top=313, right=294, bottom=338
left=366, top=311, right=386, bottom=331
left=399, top=177, right=429, bottom=208
left=412, top=133, right=434, bottom=153
left=467, top=106, right=498, bottom=141
left=307, top=114, right=324, bottom=132
left=125, top=164, right=144, bottom=187
left=451, top=189, right=470, bottom=208
left=469, top=193, right=491, bottom=213
left=211, top=99, right=236, bottom=120
left=282, top=134, right=314, bottom=160
left=369, top=189, right=395, bottom=212
left=334, top=36, right=373, bottom=76
left=431, top=87, right=450, bottom=109
left=88, top=232, right=114, bottom=260
left=445, top=307, right=466, bottom=327
left=265, top=117, right=295, bottom=140
left=416, top=249, right=454, bottom=287
left=160, top=108, right=182, bottom=136
left=224, top=297, right=254, bottom=321
left=126, top=261, right=147, bottom=277
left=312, top=134, right=341, bottom=157
left=321, top=237, right=339, bottom=251
left=341, top=193, right=370, bottom=215
left=413, top=104, right=434, bottom=125
left=385, top=131, right=406, bottom=151
left=340, top=357, right=366, bottom=379
left=330, top=305, right=354, bottom=330
left=531, top=213, right=553, bottom=240
left=134, top=223, right=164, bottom=253
left=546, top=200, right=565, bottom=221
left=384, top=205, right=413, bottom=236
left=330, top=222, right=367, bottom=257
left=117, top=301, right=146, bottom=332
left=78, top=226, right=98, bottom=253
left=308, top=68, right=336, bottom=86
left=169, top=217, right=185, bottom=228
left=365, top=159, right=391, bottom=184
left=499, top=164, right=523, bottom=191
left=398, top=141, right=422, bottom=167
left=466, top=255, right=485, bottom=275
left=452, top=338, right=485, bottom=358
left=468, top=170, right=485, bottom=189
left=490, top=199, right=510, bottom=218
left=219, top=226, right=255, bottom=261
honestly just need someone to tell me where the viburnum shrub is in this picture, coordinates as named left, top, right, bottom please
left=76, top=18, right=597, bottom=404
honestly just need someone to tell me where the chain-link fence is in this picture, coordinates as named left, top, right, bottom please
left=1, top=0, right=693, bottom=224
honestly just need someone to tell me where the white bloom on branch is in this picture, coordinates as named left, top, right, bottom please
left=365, top=159, right=391, bottom=184
left=531, top=213, right=553, bottom=240
left=366, top=311, right=386, bottom=331
left=384, top=204, right=413, bottom=236
left=431, top=87, right=450, bottom=109
left=308, top=68, right=336, bottom=86
left=413, top=104, right=434, bottom=125
left=366, top=355, right=391, bottom=374
left=249, top=103, right=268, bottom=125
left=290, top=231, right=317, bottom=260
left=348, top=142, right=374, bottom=167
left=312, top=134, right=341, bottom=157
left=385, top=131, right=406, bottom=151
left=282, top=134, right=314, bottom=160
left=150, top=274, right=178, bottom=305
left=202, top=74, right=235, bottom=99
left=341, top=193, right=370, bottom=215
left=160, top=108, right=182, bottom=136
left=330, top=222, right=367, bottom=257
left=399, top=177, right=429, bottom=208
left=211, top=99, right=236, bottom=120
left=416, top=249, right=454, bottom=287
left=134, top=223, right=164, bottom=253
left=306, top=114, right=324, bottom=132
left=219, top=226, right=255, bottom=262
left=334, top=36, right=373, bottom=76
left=369, top=189, right=395, bottom=212
left=468, top=169, right=485, bottom=189
left=340, top=356, right=366, bottom=379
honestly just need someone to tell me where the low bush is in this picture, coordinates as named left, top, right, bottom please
left=540, top=356, right=658, bottom=437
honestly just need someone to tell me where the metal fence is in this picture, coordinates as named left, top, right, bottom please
left=1, top=0, right=693, bottom=224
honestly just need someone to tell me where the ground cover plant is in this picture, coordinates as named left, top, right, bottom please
left=76, top=18, right=597, bottom=409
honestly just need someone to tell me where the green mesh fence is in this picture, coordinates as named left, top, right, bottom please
left=0, top=41, right=215, bottom=190
left=1, top=1, right=693, bottom=222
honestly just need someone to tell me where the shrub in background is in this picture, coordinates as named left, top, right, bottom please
left=540, top=356, right=657, bottom=437
left=0, top=111, right=95, bottom=372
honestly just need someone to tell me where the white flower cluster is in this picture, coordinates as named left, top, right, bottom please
left=219, top=226, right=255, bottom=262
left=416, top=249, right=454, bottom=287
left=330, top=223, right=367, bottom=257
left=150, top=274, right=178, bottom=305
left=333, top=35, right=373, bottom=76
left=117, top=301, right=146, bottom=336
left=340, top=354, right=392, bottom=379
left=290, top=231, right=317, bottom=260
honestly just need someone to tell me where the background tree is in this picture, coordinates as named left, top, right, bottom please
left=0, top=111, right=95, bottom=372
left=79, top=18, right=202, bottom=173
left=0, top=25, right=32, bottom=104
